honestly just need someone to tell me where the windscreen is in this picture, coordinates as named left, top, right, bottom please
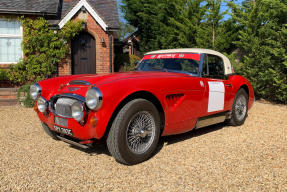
left=137, top=53, right=201, bottom=75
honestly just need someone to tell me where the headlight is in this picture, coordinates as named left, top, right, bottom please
left=85, top=87, right=103, bottom=110
left=30, top=83, right=41, bottom=100
left=37, top=97, right=47, bottom=113
left=71, top=102, right=84, bottom=122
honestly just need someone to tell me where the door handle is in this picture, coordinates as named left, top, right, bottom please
left=225, top=84, right=232, bottom=88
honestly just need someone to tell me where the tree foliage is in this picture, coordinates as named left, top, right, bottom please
left=122, top=0, right=239, bottom=52
left=122, top=0, right=207, bottom=51
left=229, top=0, right=287, bottom=103
left=8, top=17, right=83, bottom=85
left=119, top=20, right=136, bottom=40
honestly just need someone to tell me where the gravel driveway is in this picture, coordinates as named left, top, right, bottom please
left=0, top=102, right=287, bottom=191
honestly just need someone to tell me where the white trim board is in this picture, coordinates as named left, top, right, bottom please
left=58, top=0, right=108, bottom=31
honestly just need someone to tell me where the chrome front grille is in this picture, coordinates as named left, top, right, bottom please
left=54, top=98, right=78, bottom=118
left=54, top=116, right=68, bottom=127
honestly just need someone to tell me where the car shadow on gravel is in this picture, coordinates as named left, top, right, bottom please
left=162, top=122, right=226, bottom=146
left=69, top=123, right=226, bottom=158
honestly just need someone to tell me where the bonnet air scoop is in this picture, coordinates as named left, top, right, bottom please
left=69, top=80, right=91, bottom=86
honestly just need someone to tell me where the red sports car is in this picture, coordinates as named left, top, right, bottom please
left=30, top=48, right=254, bottom=165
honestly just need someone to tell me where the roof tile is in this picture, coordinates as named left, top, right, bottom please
left=0, top=0, right=119, bottom=29
left=0, top=0, right=59, bottom=15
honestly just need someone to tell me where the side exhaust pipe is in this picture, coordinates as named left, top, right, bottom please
left=56, top=135, right=90, bottom=149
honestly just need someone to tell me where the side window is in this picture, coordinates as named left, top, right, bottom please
left=178, top=59, right=199, bottom=74
left=202, top=55, right=209, bottom=77
left=207, top=54, right=225, bottom=79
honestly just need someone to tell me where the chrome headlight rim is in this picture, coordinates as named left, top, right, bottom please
left=37, top=96, right=48, bottom=113
left=30, top=83, right=41, bottom=100
left=71, top=102, right=84, bottom=122
left=85, top=87, right=103, bottom=111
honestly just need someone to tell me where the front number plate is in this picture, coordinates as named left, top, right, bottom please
left=54, top=125, right=73, bottom=136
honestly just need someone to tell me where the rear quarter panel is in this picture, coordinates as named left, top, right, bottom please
left=228, top=75, right=255, bottom=109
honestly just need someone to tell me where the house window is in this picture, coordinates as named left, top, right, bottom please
left=0, top=19, right=23, bottom=64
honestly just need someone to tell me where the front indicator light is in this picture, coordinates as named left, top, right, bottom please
left=37, top=97, right=47, bottom=113
left=90, top=116, right=98, bottom=127
left=33, top=103, right=38, bottom=112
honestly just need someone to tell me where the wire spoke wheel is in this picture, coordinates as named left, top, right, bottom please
left=107, top=99, right=161, bottom=165
left=235, top=94, right=247, bottom=121
left=126, top=111, right=156, bottom=154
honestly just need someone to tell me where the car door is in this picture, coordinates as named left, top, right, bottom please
left=201, top=54, right=233, bottom=115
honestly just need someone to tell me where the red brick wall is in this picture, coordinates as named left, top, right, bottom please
left=0, top=64, right=11, bottom=69
left=58, top=12, right=114, bottom=76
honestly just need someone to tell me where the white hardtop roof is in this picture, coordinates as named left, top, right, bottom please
left=145, top=48, right=233, bottom=75
left=145, top=48, right=225, bottom=57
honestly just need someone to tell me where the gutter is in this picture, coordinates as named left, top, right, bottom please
left=109, top=33, right=113, bottom=73
left=0, top=10, right=58, bottom=16
left=106, top=27, right=120, bottom=32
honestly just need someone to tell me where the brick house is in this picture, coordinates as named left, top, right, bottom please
left=0, top=0, right=120, bottom=76
left=122, top=30, right=141, bottom=58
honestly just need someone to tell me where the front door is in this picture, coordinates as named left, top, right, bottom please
left=72, top=32, right=96, bottom=74
left=201, top=54, right=234, bottom=114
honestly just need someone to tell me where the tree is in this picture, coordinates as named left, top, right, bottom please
left=119, top=21, right=136, bottom=40
left=162, top=0, right=205, bottom=48
left=121, top=0, right=206, bottom=52
left=229, top=0, right=287, bottom=103
left=196, top=0, right=232, bottom=52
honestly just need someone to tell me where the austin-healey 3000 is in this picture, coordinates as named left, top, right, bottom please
left=31, top=48, right=254, bottom=165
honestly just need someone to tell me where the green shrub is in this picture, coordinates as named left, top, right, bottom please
left=129, top=54, right=141, bottom=65
left=8, top=61, right=29, bottom=84
left=114, top=53, right=130, bottom=71
left=8, top=17, right=84, bottom=85
left=115, top=54, right=141, bottom=72
left=17, top=84, right=35, bottom=108
left=0, top=69, right=9, bottom=81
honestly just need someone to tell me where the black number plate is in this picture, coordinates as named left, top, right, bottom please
left=54, top=125, right=73, bottom=136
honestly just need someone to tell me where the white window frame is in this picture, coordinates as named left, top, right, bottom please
left=0, top=20, right=23, bottom=64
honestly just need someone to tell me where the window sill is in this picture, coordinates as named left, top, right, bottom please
left=0, top=62, right=18, bottom=64
left=0, top=63, right=16, bottom=69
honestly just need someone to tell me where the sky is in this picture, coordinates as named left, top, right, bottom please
left=116, top=0, right=125, bottom=23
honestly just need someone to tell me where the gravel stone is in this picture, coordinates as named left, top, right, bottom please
left=0, top=102, right=286, bottom=191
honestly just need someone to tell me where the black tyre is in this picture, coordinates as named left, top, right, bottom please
left=41, top=123, right=59, bottom=140
left=107, top=99, right=161, bottom=165
left=228, top=89, right=249, bottom=126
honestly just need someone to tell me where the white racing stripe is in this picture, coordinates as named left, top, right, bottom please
left=208, top=81, right=225, bottom=112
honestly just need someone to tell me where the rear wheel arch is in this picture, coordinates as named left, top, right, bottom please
left=239, top=84, right=249, bottom=98
left=227, top=88, right=249, bottom=126
left=103, top=91, right=165, bottom=139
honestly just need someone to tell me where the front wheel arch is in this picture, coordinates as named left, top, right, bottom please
left=103, top=91, right=165, bottom=140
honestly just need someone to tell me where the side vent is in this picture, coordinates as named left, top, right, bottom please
left=166, top=94, right=184, bottom=110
